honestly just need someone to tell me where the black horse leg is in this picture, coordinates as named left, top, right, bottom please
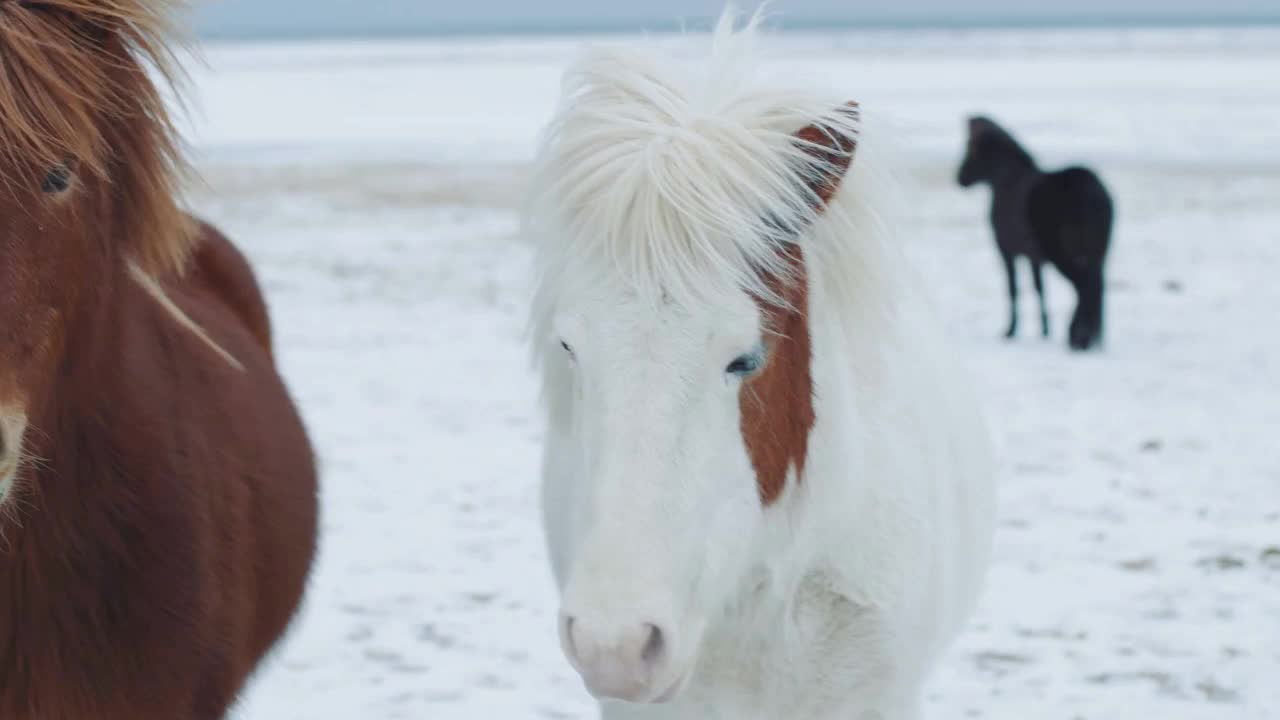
left=1002, top=253, right=1018, bottom=339
left=1069, top=268, right=1105, bottom=351
left=1031, top=260, right=1049, bottom=338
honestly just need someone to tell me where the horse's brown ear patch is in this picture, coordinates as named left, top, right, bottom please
left=794, top=102, right=859, bottom=209
left=739, top=246, right=814, bottom=506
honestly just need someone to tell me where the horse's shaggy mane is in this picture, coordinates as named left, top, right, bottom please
left=0, top=0, right=193, bottom=274
left=525, top=7, right=862, bottom=312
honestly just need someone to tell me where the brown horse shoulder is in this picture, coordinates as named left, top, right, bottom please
left=184, top=219, right=276, bottom=355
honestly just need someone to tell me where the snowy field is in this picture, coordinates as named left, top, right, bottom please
left=176, top=27, right=1280, bottom=720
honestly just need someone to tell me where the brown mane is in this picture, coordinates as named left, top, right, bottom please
left=0, top=0, right=193, bottom=274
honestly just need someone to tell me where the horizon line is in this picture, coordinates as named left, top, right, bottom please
left=195, top=14, right=1280, bottom=43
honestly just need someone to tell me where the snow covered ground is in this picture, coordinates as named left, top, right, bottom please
left=176, top=26, right=1280, bottom=720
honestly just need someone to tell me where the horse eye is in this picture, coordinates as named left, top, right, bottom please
left=42, top=164, right=74, bottom=194
left=560, top=340, right=575, bottom=359
left=726, top=353, right=762, bottom=377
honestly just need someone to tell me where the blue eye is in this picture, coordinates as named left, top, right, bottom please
left=726, top=353, right=763, bottom=376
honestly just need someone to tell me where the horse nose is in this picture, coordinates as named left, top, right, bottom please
left=560, top=612, right=677, bottom=702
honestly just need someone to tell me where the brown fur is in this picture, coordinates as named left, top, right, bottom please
left=740, top=245, right=815, bottom=505
left=187, top=220, right=275, bottom=354
left=740, top=108, right=857, bottom=506
left=0, top=2, right=317, bottom=718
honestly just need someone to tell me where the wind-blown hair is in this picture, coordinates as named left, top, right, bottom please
left=525, top=7, right=862, bottom=314
left=0, top=0, right=193, bottom=274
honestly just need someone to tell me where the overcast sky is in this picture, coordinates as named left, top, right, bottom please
left=194, top=0, right=1280, bottom=39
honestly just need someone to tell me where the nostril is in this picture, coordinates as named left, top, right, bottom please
left=640, top=622, right=666, bottom=665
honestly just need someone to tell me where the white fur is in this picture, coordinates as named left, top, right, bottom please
left=527, top=8, right=997, bottom=719
left=0, top=410, right=28, bottom=507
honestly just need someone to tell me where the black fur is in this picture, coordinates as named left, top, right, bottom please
left=957, top=116, right=1114, bottom=351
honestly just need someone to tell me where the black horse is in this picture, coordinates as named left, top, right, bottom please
left=957, top=116, right=1114, bottom=351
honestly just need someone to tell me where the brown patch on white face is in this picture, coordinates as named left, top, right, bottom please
left=738, top=105, right=858, bottom=506
left=739, top=246, right=814, bottom=506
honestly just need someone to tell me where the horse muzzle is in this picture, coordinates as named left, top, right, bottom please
left=559, top=606, right=696, bottom=704
left=0, top=410, right=28, bottom=502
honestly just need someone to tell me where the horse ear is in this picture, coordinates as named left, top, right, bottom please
left=794, top=102, right=859, bottom=210
left=968, top=115, right=995, bottom=136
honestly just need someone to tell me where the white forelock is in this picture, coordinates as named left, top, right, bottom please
left=525, top=7, right=866, bottom=328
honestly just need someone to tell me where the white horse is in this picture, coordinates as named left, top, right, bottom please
left=527, top=10, right=997, bottom=720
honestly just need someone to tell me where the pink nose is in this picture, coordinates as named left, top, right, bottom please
left=560, top=613, right=679, bottom=702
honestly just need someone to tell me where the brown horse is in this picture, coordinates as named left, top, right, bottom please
left=0, top=1, right=318, bottom=717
